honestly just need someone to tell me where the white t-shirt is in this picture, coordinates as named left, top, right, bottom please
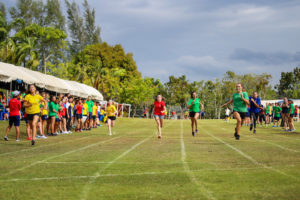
left=225, top=108, right=230, bottom=116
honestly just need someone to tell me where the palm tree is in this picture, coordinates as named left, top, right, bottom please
left=16, top=37, right=39, bottom=69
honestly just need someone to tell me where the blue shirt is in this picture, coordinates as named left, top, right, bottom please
left=249, top=96, right=261, bottom=113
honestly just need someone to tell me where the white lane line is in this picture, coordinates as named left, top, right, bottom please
left=3, top=137, right=121, bottom=177
left=80, top=136, right=152, bottom=200
left=203, top=127, right=298, bottom=181
left=0, top=167, right=268, bottom=183
left=0, top=135, right=95, bottom=156
left=221, top=127, right=299, bottom=153
left=180, top=120, right=216, bottom=200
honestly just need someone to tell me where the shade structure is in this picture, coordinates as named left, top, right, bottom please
left=0, top=62, right=103, bottom=100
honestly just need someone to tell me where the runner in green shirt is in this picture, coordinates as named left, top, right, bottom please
left=272, top=103, right=282, bottom=127
left=222, top=83, right=249, bottom=140
left=187, top=91, right=201, bottom=136
left=287, top=100, right=296, bottom=132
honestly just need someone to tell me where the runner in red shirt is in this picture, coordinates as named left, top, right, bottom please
left=4, top=91, right=21, bottom=141
left=153, top=95, right=166, bottom=139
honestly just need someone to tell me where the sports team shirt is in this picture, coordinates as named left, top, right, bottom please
left=24, top=94, right=43, bottom=114
left=249, top=96, right=261, bottom=113
left=266, top=105, right=269, bottom=114
left=82, top=103, right=88, bottom=115
left=154, top=101, right=165, bottom=116
left=86, top=100, right=94, bottom=112
left=55, top=103, right=60, bottom=118
left=92, top=105, right=97, bottom=116
left=273, top=106, right=282, bottom=118
left=41, top=101, right=48, bottom=116
left=60, top=105, right=66, bottom=117
left=232, top=92, right=249, bottom=113
left=188, top=98, right=200, bottom=113
left=107, top=105, right=117, bottom=117
left=289, top=104, right=295, bottom=114
left=76, top=104, right=83, bottom=114
left=49, top=101, right=56, bottom=117
left=8, top=98, right=21, bottom=116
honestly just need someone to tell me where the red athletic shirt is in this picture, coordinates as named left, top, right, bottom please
left=59, top=105, right=65, bottom=117
left=154, top=101, right=165, bottom=116
left=76, top=104, right=83, bottom=114
left=9, top=98, right=21, bottom=116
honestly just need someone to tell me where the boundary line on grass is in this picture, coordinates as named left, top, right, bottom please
left=2, top=137, right=121, bottom=177
left=0, top=167, right=268, bottom=182
left=201, top=127, right=298, bottom=181
left=180, top=120, right=216, bottom=200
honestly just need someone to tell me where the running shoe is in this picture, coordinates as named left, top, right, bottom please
left=31, top=140, right=35, bottom=145
left=4, top=136, right=8, bottom=141
left=109, top=132, right=112, bottom=136
left=27, top=137, right=32, bottom=140
left=40, top=135, right=47, bottom=139
left=276, top=126, right=279, bottom=128
left=272, top=125, right=276, bottom=127
left=253, top=130, right=256, bottom=134
left=52, top=133, right=58, bottom=136
left=158, top=135, right=161, bottom=139
left=36, top=135, right=41, bottom=139
left=16, top=139, right=20, bottom=142
left=192, top=132, right=195, bottom=137
left=196, top=129, right=198, bottom=133
left=235, top=134, right=240, bottom=140
left=250, top=124, right=253, bottom=131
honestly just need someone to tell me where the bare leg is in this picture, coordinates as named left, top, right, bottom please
left=233, top=112, right=242, bottom=135
left=155, top=117, right=161, bottom=137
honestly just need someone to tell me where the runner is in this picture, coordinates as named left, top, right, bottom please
left=106, top=99, right=117, bottom=136
left=187, top=92, right=200, bottom=136
left=258, top=105, right=266, bottom=127
left=153, top=95, right=166, bottom=139
left=287, top=99, right=296, bottom=132
left=281, top=97, right=289, bottom=130
left=23, top=85, right=45, bottom=145
left=272, top=103, right=282, bottom=127
left=221, top=83, right=249, bottom=140
left=4, top=91, right=21, bottom=141
left=249, top=92, right=261, bottom=134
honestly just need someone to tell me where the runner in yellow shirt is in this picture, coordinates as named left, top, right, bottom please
left=23, top=85, right=45, bottom=145
left=106, top=100, right=117, bottom=136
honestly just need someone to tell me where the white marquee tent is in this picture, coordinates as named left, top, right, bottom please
left=0, top=62, right=103, bottom=100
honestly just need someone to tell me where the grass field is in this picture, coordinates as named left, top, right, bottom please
left=0, top=118, right=300, bottom=200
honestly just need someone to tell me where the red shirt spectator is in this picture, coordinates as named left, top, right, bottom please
left=154, top=101, right=165, bottom=116
left=59, top=105, right=65, bottom=117
left=8, top=98, right=21, bottom=117
left=77, top=104, right=83, bottom=114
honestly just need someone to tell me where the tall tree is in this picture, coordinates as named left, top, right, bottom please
left=276, top=67, right=300, bottom=98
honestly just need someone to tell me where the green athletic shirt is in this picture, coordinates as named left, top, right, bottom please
left=274, top=106, right=282, bottom=118
left=188, top=98, right=200, bottom=113
left=49, top=101, right=56, bottom=117
left=289, top=104, right=295, bottom=114
left=266, top=105, right=269, bottom=114
left=232, top=92, right=249, bottom=113
left=86, top=100, right=94, bottom=112
left=55, top=103, right=59, bottom=118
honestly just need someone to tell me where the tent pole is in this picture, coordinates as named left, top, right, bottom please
left=128, top=105, right=131, bottom=118
left=121, top=104, right=123, bottom=118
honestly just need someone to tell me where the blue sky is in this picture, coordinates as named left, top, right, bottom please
left=4, top=0, right=300, bottom=84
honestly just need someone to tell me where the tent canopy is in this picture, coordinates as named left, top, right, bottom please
left=0, top=62, right=103, bottom=100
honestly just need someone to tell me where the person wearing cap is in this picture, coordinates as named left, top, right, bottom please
left=4, top=91, right=21, bottom=141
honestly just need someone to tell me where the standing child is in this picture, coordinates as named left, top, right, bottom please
left=92, top=102, right=98, bottom=128
left=287, top=100, right=296, bottom=132
left=273, top=103, right=282, bottom=127
left=4, top=91, right=21, bottom=141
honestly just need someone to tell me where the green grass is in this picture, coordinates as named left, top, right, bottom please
left=0, top=118, right=300, bottom=200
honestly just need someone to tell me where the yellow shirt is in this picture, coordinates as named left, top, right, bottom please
left=82, top=103, right=88, bottom=115
left=100, top=110, right=105, bottom=115
left=70, top=103, right=74, bottom=115
left=24, top=94, right=43, bottom=114
left=107, top=105, right=116, bottom=117
left=92, top=105, right=97, bottom=116
left=41, top=102, right=48, bottom=115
